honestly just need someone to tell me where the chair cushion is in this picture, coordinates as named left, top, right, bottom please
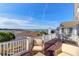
left=33, top=52, right=45, bottom=56
left=34, top=39, right=43, bottom=46
left=58, top=52, right=71, bottom=56
left=32, top=46, right=43, bottom=51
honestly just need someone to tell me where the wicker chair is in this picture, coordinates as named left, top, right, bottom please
left=32, top=39, right=44, bottom=55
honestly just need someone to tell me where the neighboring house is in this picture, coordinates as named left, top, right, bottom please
left=59, top=3, right=79, bottom=46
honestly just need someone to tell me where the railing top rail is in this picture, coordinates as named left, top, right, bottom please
left=0, top=39, right=28, bottom=45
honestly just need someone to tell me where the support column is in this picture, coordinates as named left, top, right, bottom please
left=71, top=27, right=78, bottom=41
left=74, top=26, right=79, bottom=46
left=59, top=27, right=62, bottom=40
left=59, top=27, right=62, bottom=34
left=65, top=28, right=68, bottom=35
left=48, top=27, right=52, bottom=40
left=48, top=27, right=51, bottom=35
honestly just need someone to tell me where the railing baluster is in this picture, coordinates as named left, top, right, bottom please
left=9, top=43, right=11, bottom=56
left=23, top=40, right=25, bottom=50
left=25, top=39, right=27, bottom=50
left=11, top=42, right=13, bottom=55
left=7, top=43, right=9, bottom=56
left=22, top=40, right=24, bottom=51
left=25, top=39, right=26, bottom=50
left=1, top=44, right=3, bottom=56
left=0, top=44, right=1, bottom=56
left=13, top=41, right=15, bottom=55
left=19, top=41, right=21, bottom=52
left=17, top=41, right=19, bottom=53
left=3, top=44, right=5, bottom=56
left=23, top=40, right=24, bottom=51
left=20, top=40, right=22, bottom=52
left=18, top=41, right=20, bottom=52
left=21, top=41, right=23, bottom=51
left=22, top=41, right=24, bottom=51
left=15, top=41, right=17, bottom=54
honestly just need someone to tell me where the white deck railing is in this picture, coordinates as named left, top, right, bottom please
left=43, top=33, right=58, bottom=42
left=0, top=39, right=30, bottom=56
left=0, top=33, right=61, bottom=56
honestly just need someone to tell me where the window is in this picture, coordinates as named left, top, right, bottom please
left=77, top=24, right=79, bottom=36
left=68, top=28, right=73, bottom=37
left=62, top=28, right=64, bottom=33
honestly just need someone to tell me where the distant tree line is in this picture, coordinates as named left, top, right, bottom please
left=0, top=32, right=15, bottom=42
left=37, top=31, right=48, bottom=36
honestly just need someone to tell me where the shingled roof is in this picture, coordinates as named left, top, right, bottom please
left=15, top=31, right=39, bottom=37
left=61, top=21, right=79, bottom=28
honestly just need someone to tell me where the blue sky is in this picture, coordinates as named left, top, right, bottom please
left=0, top=3, right=74, bottom=29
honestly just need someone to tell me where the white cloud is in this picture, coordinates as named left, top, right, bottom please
left=0, top=16, right=55, bottom=29
left=0, top=17, right=37, bottom=29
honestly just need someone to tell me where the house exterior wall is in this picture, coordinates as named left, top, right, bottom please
left=74, top=3, right=79, bottom=20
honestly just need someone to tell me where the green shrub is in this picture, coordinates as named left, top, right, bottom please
left=0, top=32, right=15, bottom=42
